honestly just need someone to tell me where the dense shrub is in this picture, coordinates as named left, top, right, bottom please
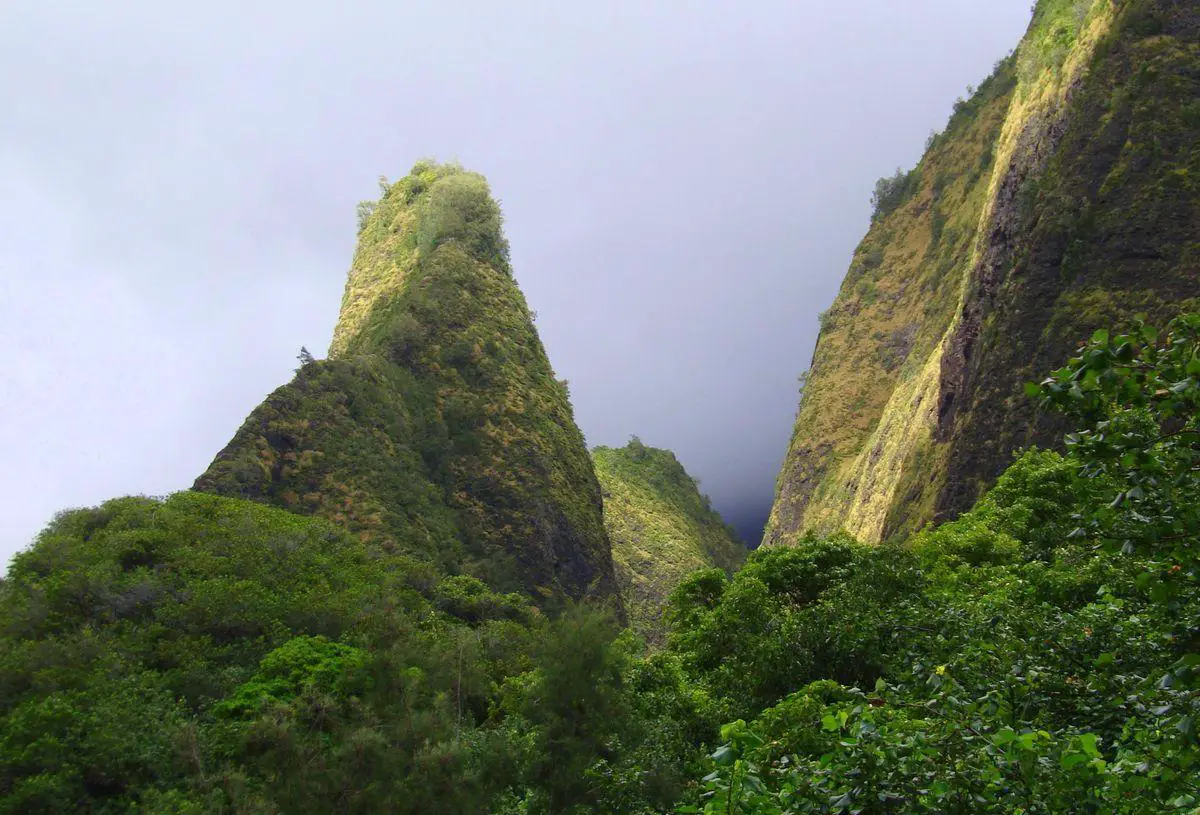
left=870, top=167, right=921, bottom=221
left=0, top=494, right=688, bottom=814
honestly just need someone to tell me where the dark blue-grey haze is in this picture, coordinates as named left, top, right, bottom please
left=0, top=1, right=1033, bottom=562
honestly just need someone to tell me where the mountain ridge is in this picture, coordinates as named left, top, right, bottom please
left=765, top=0, right=1199, bottom=546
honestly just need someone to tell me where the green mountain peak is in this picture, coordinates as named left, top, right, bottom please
left=195, top=160, right=618, bottom=605
left=329, top=160, right=511, bottom=359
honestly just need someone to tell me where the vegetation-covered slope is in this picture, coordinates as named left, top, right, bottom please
left=592, top=439, right=746, bottom=642
left=766, top=0, right=1199, bottom=546
left=0, top=493, right=661, bottom=813
left=195, top=161, right=617, bottom=603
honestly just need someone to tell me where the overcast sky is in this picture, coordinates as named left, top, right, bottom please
left=0, top=1, right=1033, bottom=563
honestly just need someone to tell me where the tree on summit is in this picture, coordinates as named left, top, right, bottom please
left=296, top=346, right=315, bottom=371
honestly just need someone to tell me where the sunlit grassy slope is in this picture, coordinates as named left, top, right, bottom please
left=593, top=440, right=746, bottom=642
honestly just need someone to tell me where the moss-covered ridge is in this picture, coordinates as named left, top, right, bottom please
left=766, top=0, right=1199, bottom=546
left=592, top=439, right=746, bottom=642
left=197, top=161, right=618, bottom=606
left=764, top=51, right=1021, bottom=545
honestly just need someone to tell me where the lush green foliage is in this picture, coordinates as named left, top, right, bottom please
left=672, top=315, right=1200, bottom=813
left=0, top=494, right=701, bottom=813
left=593, top=439, right=746, bottom=642
left=1032, top=313, right=1200, bottom=557
left=3, top=272, right=1198, bottom=815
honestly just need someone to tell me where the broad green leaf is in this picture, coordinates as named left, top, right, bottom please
left=992, top=729, right=1016, bottom=746
left=1061, top=752, right=1089, bottom=769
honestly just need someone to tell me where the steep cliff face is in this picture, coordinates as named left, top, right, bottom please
left=766, top=0, right=1199, bottom=546
left=592, top=440, right=745, bottom=641
left=196, top=161, right=618, bottom=604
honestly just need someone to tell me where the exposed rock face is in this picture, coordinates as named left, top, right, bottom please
left=766, top=0, right=1199, bottom=546
left=196, top=162, right=619, bottom=605
left=592, top=439, right=746, bottom=643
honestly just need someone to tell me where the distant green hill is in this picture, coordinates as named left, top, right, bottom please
left=592, top=439, right=745, bottom=641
